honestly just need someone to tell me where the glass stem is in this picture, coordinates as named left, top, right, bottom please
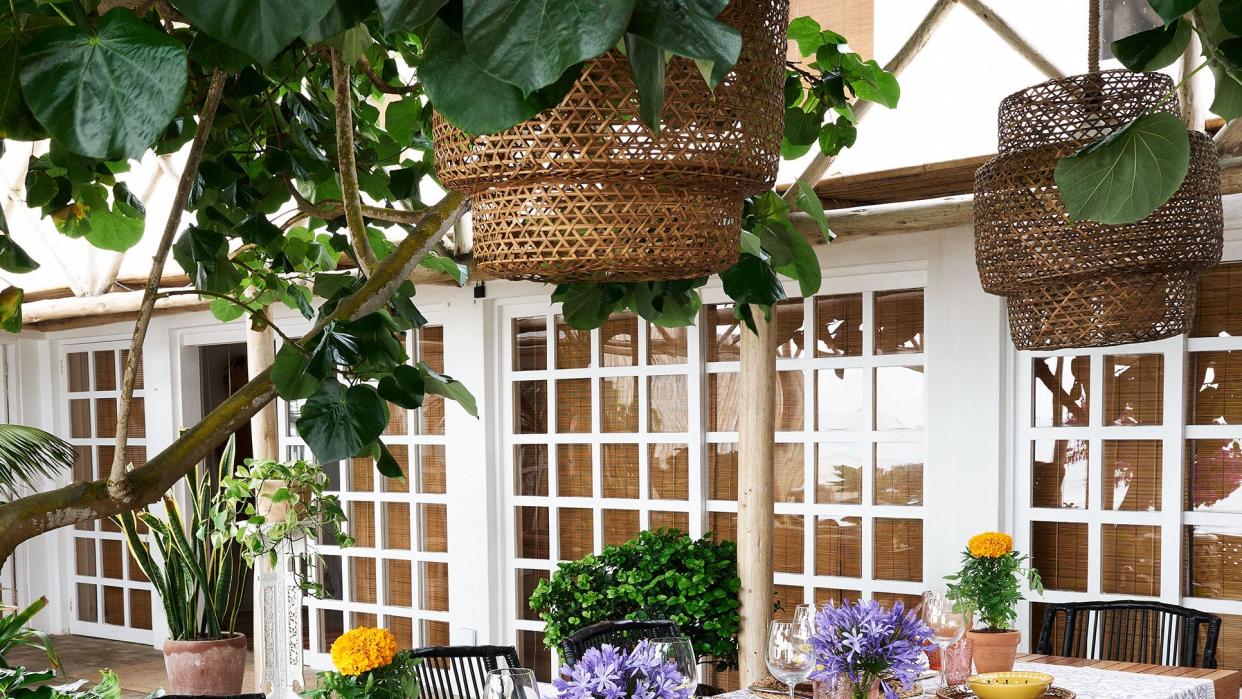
left=788, top=682, right=795, bottom=699
left=938, top=642, right=949, bottom=688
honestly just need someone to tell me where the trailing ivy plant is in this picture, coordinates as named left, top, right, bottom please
left=529, top=529, right=741, bottom=670
left=1056, top=0, right=1239, bottom=225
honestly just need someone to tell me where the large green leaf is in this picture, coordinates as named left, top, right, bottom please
left=376, top=0, right=449, bottom=31
left=172, top=227, right=244, bottom=294
left=0, top=286, right=21, bottom=334
left=271, top=343, right=321, bottom=400
left=1211, top=63, right=1242, bottom=119
left=463, top=0, right=635, bottom=94
left=1055, top=112, right=1190, bottom=225
left=0, top=424, right=74, bottom=500
left=841, top=53, right=899, bottom=108
left=628, top=0, right=739, bottom=88
left=378, top=364, right=425, bottom=409
left=84, top=209, right=144, bottom=252
left=19, top=9, right=186, bottom=160
left=1221, top=0, right=1242, bottom=33
left=295, top=379, right=388, bottom=463
left=553, top=282, right=627, bottom=329
left=0, top=16, right=49, bottom=141
left=719, top=253, right=785, bottom=332
left=419, top=251, right=468, bottom=285
left=0, top=234, right=38, bottom=274
left=1148, top=0, right=1202, bottom=24
left=303, top=0, right=376, bottom=44
left=422, top=20, right=580, bottom=134
left=419, top=362, right=478, bottom=417
left=1111, top=18, right=1191, bottom=71
left=625, top=32, right=666, bottom=133
left=172, top=0, right=336, bottom=65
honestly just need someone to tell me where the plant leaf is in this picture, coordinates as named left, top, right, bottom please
left=296, top=380, right=388, bottom=463
left=0, top=15, right=49, bottom=141
left=840, top=53, right=899, bottom=108
left=787, top=16, right=822, bottom=58
left=1055, top=112, right=1190, bottom=225
left=1111, top=18, right=1191, bottom=71
left=1222, top=0, right=1242, bottom=34
left=0, top=286, right=21, bottom=334
left=1211, top=63, right=1242, bottom=119
left=377, top=364, right=426, bottom=409
left=0, top=423, right=74, bottom=500
left=19, top=8, right=186, bottom=159
left=84, top=209, right=144, bottom=252
left=625, top=32, right=666, bottom=133
left=376, top=0, right=450, bottom=31
left=628, top=0, right=740, bottom=88
left=0, top=234, right=38, bottom=274
left=1148, top=0, right=1202, bottom=24
left=462, top=0, right=635, bottom=94
left=173, top=0, right=336, bottom=65
left=419, top=362, right=478, bottom=417
left=419, top=251, right=468, bottom=286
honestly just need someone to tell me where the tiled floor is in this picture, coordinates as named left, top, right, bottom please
left=5, top=634, right=282, bottom=698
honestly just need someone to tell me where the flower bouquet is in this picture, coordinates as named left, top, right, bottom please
left=808, top=600, right=933, bottom=699
left=944, top=531, right=1043, bottom=673
left=554, top=641, right=693, bottom=699
left=302, top=627, right=419, bottom=699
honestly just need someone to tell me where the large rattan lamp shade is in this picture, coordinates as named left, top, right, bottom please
left=974, top=70, right=1223, bottom=350
left=432, top=0, right=788, bottom=283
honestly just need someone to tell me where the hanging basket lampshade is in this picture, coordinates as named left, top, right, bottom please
left=974, top=69, right=1223, bottom=350
left=432, top=0, right=788, bottom=283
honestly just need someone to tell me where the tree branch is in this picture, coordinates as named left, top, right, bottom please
left=0, top=191, right=467, bottom=568
left=108, top=69, right=227, bottom=499
left=358, top=56, right=419, bottom=95
left=331, top=49, right=379, bottom=277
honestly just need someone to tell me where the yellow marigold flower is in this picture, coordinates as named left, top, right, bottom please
left=967, top=531, right=1014, bottom=558
left=330, top=627, right=398, bottom=676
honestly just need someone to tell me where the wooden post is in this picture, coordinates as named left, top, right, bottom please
left=247, top=307, right=279, bottom=461
left=737, top=307, right=777, bottom=686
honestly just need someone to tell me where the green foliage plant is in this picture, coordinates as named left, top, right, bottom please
left=0, top=597, right=120, bottom=698
left=528, top=529, right=741, bottom=670
left=210, top=456, right=352, bottom=598
left=116, top=437, right=248, bottom=641
left=943, top=533, right=1043, bottom=632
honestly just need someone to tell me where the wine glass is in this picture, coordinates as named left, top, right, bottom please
left=766, top=621, right=814, bottom=699
left=486, top=668, right=539, bottom=699
left=921, top=591, right=969, bottom=690
left=652, top=636, right=699, bottom=696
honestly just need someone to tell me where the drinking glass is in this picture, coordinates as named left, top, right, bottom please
left=486, top=668, right=539, bottom=699
left=767, top=621, right=814, bottom=699
left=921, top=591, right=969, bottom=689
left=652, top=636, right=699, bottom=696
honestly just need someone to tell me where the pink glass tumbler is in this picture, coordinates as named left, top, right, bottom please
left=942, top=637, right=974, bottom=686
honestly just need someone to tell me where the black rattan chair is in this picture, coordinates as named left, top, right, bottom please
left=407, top=644, right=521, bottom=699
left=1034, top=600, right=1221, bottom=669
left=560, top=620, right=723, bottom=696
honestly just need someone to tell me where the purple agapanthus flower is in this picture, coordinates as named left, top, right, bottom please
left=807, top=600, right=933, bottom=699
left=554, top=641, right=693, bottom=699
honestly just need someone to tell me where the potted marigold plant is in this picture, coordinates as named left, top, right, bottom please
left=944, top=532, right=1043, bottom=673
left=302, top=627, right=419, bottom=699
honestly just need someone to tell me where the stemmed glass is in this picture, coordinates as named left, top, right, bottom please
left=766, top=620, right=814, bottom=699
left=652, top=636, right=699, bottom=696
left=485, top=668, right=540, bottom=699
left=921, top=591, right=969, bottom=690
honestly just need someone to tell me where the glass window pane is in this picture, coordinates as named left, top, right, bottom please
left=514, top=444, right=548, bottom=496
left=709, top=373, right=738, bottom=432
left=1031, top=521, right=1088, bottom=592
left=514, top=381, right=548, bottom=434
left=814, top=294, right=863, bottom=357
left=384, top=405, right=408, bottom=436
left=1032, top=440, right=1088, bottom=509
left=649, top=510, right=688, bottom=531
left=349, top=457, right=375, bottom=492
left=600, top=313, right=638, bottom=367
left=557, top=444, right=592, bottom=497
left=382, top=444, right=410, bottom=493
left=602, top=509, right=640, bottom=547
left=708, top=512, right=736, bottom=541
left=815, top=516, right=862, bottom=577
left=517, top=569, right=549, bottom=620
left=96, top=400, right=118, bottom=441
left=102, top=586, right=125, bottom=625
left=774, top=299, right=807, bottom=358
left=70, top=399, right=92, bottom=439
left=875, top=367, right=924, bottom=430
left=873, top=518, right=922, bottom=581
left=776, top=371, right=806, bottom=431
left=75, top=538, right=96, bottom=576
left=67, top=352, right=90, bottom=392
left=77, top=583, right=98, bottom=622
left=1103, top=440, right=1162, bottom=511
left=558, top=508, right=594, bottom=560
left=816, top=443, right=864, bottom=505
left=351, top=558, right=376, bottom=603
left=773, top=514, right=804, bottom=573
left=556, top=315, right=591, bottom=369
left=774, top=443, right=804, bottom=503
left=649, top=443, right=689, bottom=500
left=419, top=504, right=448, bottom=552
left=1189, top=351, right=1242, bottom=425
left=389, top=616, right=413, bottom=650
left=515, top=506, right=549, bottom=559
left=602, top=444, right=639, bottom=499
left=556, top=378, right=591, bottom=433
left=129, top=589, right=152, bottom=630
left=874, top=289, right=924, bottom=354
left=418, top=445, right=446, bottom=494
left=649, top=324, right=687, bottom=365
left=709, top=443, right=738, bottom=501
left=1185, top=525, right=1242, bottom=600
left=513, top=317, right=547, bottom=371
left=648, top=375, right=687, bottom=432
left=93, top=350, right=116, bottom=391
left=350, top=502, right=375, bottom=547
left=601, top=377, right=638, bottom=432
left=1187, top=438, right=1242, bottom=512
left=386, top=560, right=412, bottom=607
left=874, top=442, right=923, bottom=506
left=383, top=502, right=411, bottom=550
left=1033, top=356, right=1090, bottom=427
left=816, top=368, right=867, bottom=431
left=518, top=630, right=553, bottom=683
left=707, top=304, right=742, bottom=362
left=1101, top=524, right=1161, bottom=596
left=1194, top=262, right=1242, bottom=337
left=1103, top=354, right=1163, bottom=425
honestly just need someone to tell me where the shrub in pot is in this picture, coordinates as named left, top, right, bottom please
left=944, top=532, right=1044, bottom=673
left=529, top=528, right=740, bottom=671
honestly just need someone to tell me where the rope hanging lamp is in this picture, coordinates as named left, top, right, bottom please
left=432, top=0, right=788, bottom=283
left=973, top=0, right=1223, bottom=349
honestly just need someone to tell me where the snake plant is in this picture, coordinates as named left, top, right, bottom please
left=116, top=437, right=247, bottom=641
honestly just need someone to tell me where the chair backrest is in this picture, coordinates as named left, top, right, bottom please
left=407, top=644, right=522, bottom=699
left=560, top=619, right=681, bottom=666
left=1034, top=600, right=1221, bottom=669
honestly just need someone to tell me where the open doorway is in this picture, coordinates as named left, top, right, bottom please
left=198, top=343, right=255, bottom=641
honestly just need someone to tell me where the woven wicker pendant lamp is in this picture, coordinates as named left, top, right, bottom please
left=973, top=1, right=1222, bottom=350
left=432, top=0, right=788, bottom=283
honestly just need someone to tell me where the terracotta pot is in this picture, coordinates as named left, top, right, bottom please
left=256, top=480, right=309, bottom=523
left=163, top=633, right=248, bottom=695
left=968, top=629, right=1021, bottom=674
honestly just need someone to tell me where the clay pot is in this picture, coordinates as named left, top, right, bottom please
left=163, top=633, right=248, bottom=695
left=968, top=629, right=1021, bottom=674
left=256, top=480, right=309, bottom=523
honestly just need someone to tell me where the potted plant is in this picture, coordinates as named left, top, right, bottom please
left=553, top=640, right=692, bottom=699
left=944, top=532, right=1044, bottom=673
left=302, top=626, right=419, bottom=699
left=807, top=600, right=932, bottom=699
left=117, top=437, right=251, bottom=696
left=211, top=456, right=352, bottom=597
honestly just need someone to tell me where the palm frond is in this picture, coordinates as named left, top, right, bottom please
left=0, top=424, right=76, bottom=501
